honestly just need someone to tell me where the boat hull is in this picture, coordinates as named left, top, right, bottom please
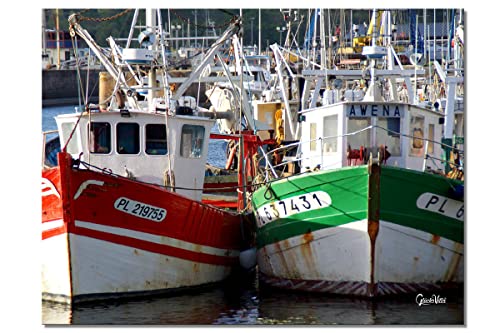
left=251, top=165, right=464, bottom=297
left=42, top=153, right=243, bottom=303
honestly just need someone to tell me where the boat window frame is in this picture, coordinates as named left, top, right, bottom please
left=180, top=124, right=205, bottom=159
left=310, top=122, right=317, bottom=151
left=376, top=117, right=401, bottom=157
left=346, top=117, right=372, bottom=151
left=88, top=121, right=111, bottom=154
left=409, top=115, right=425, bottom=157
left=322, top=115, right=338, bottom=153
left=61, top=121, right=81, bottom=154
left=116, top=122, right=140, bottom=155
left=145, top=124, right=168, bottom=155
left=428, top=123, right=435, bottom=154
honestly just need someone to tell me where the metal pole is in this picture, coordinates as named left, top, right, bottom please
left=433, top=9, right=436, bottom=61
left=42, top=10, right=46, bottom=55
left=194, top=9, right=198, bottom=42
left=441, top=10, right=444, bottom=62
left=327, top=9, right=332, bottom=67
left=446, top=9, right=450, bottom=64
left=250, top=17, right=254, bottom=47
left=350, top=9, right=353, bottom=48
left=126, top=9, right=140, bottom=49
left=56, top=9, right=60, bottom=69
left=258, top=9, right=261, bottom=53
left=422, top=139, right=429, bottom=171
left=414, top=14, right=418, bottom=103
left=188, top=19, right=190, bottom=48
left=319, top=8, right=326, bottom=69
left=423, top=9, right=426, bottom=58
left=168, top=9, right=171, bottom=36
left=428, top=25, right=431, bottom=81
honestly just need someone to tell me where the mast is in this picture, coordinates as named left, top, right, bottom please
left=327, top=9, right=332, bottom=68
left=433, top=9, right=436, bottom=61
left=350, top=9, right=353, bottom=48
left=56, top=9, right=60, bottom=70
left=258, top=9, right=261, bottom=54
left=146, top=9, right=157, bottom=112
left=423, top=9, right=427, bottom=57
left=311, top=9, right=318, bottom=68
left=42, top=10, right=47, bottom=56
left=319, top=8, right=326, bottom=69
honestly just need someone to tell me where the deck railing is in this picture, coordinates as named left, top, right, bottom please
left=256, top=125, right=464, bottom=183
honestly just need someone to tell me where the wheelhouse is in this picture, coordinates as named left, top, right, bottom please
left=55, top=110, right=215, bottom=201
left=299, top=101, right=445, bottom=172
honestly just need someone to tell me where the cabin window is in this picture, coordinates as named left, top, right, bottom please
left=145, top=124, right=168, bottom=155
left=376, top=118, right=401, bottom=156
left=410, top=115, right=425, bottom=157
left=310, top=123, right=317, bottom=151
left=347, top=118, right=371, bottom=150
left=61, top=122, right=79, bottom=154
left=89, top=122, right=111, bottom=154
left=323, top=115, right=338, bottom=153
left=428, top=124, right=435, bottom=154
left=180, top=125, right=205, bottom=158
left=117, top=123, right=140, bottom=154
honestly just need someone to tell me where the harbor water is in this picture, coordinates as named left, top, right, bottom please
left=41, top=105, right=464, bottom=325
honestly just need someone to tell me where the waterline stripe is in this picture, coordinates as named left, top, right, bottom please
left=74, top=220, right=239, bottom=258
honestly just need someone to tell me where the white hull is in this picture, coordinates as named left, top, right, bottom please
left=258, top=220, right=371, bottom=285
left=257, top=219, right=463, bottom=296
left=375, top=220, right=464, bottom=285
left=42, top=232, right=233, bottom=303
left=42, top=230, right=72, bottom=302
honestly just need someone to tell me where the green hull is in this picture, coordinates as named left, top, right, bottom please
left=252, top=166, right=369, bottom=249
left=252, top=165, right=464, bottom=248
left=251, top=165, right=464, bottom=296
left=380, top=166, right=464, bottom=243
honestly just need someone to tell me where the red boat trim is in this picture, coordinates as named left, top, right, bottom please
left=42, top=227, right=66, bottom=240
left=42, top=219, right=66, bottom=240
left=201, top=199, right=239, bottom=209
left=73, top=220, right=239, bottom=266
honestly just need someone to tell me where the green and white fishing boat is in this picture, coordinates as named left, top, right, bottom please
left=251, top=11, right=464, bottom=297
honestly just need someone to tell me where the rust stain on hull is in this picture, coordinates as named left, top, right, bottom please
left=443, top=243, right=463, bottom=282
left=300, top=231, right=318, bottom=278
left=367, top=163, right=380, bottom=297
left=430, top=234, right=441, bottom=245
left=274, top=242, right=292, bottom=277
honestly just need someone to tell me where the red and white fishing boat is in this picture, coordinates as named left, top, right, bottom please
left=42, top=10, right=249, bottom=304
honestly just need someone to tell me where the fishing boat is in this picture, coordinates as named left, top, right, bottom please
left=250, top=10, right=464, bottom=297
left=42, top=10, right=251, bottom=304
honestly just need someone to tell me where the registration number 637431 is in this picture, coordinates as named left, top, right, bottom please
left=255, top=191, right=331, bottom=227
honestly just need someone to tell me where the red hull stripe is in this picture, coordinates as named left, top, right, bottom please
left=73, top=220, right=239, bottom=266
left=201, top=199, right=239, bottom=209
left=42, top=219, right=66, bottom=240
left=42, top=227, right=66, bottom=240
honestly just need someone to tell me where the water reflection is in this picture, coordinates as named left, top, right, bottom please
left=42, top=271, right=463, bottom=325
